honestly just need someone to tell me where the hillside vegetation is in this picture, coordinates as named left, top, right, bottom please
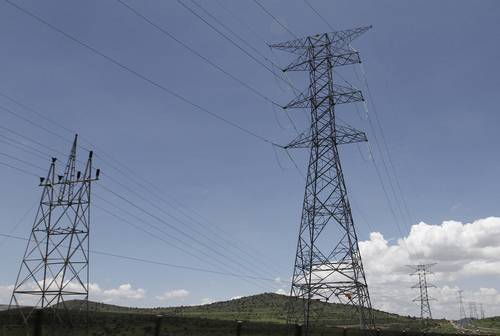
left=67, top=293, right=423, bottom=328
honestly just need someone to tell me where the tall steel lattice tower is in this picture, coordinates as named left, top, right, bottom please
left=270, top=26, right=374, bottom=331
left=409, top=264, right=436, bottom=319
left=457, top=289, right=466, bottom=320
left=9, top=135, right=99, bottom=323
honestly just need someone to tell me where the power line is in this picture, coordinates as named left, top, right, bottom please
left=99, top=170, right=278, bottom=280
left=0, top=158, right=40, bottom=177
left=5, top=0, right=278, bottom=146
left=176, top=0, right=297, bottom=94
left=115, top=0, right=281, bottom=108
left=252, top=0, right=298, bottom=39
left=97, top=184, right=278, bottom=282
left=303, top=0, right=335, bottom=31
left=93, top=202, right=281, bottom=291
left=0, top=232, right=280, bottom=283
left=0, top=104, right=288, bottom=277
left=2, top=1, right=294, bottom=277
left=358, top=63, right=414, bottom=225
left=0, top=140, right=286, bottom=285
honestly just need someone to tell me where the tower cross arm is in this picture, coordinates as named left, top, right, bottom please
left=284, top=84, right=364, bottom=109
left=284, top=123, right=367, bottom=149
left=269, top=26, right=372, bottom=53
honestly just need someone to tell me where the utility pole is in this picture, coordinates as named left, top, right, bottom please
left=409, top=264, right=436, bottom=319
left=458, top=289, right=466, bottom=320
left=9, top=135, right=99, bottom=325
left=271, top=26, right=374, bottom=332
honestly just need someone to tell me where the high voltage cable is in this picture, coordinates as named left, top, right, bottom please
left=4, top=0, right=278, bottom=147
left=0, top=104, right=287, bottom=276
left=2, top=0, right=305, bottom=284
left=0, top=159, right=39, bottom=177
left=252, top=0, right=298, bottom=39
left=176, top=0, right=297, bottom=94
left=0, top=145, right=284, bottom=286
left=99, top=171, right=278, bottom=280
left=97, top=184, right=278, bottom=282
left=0, top=135, right=51, bottom=161
left=0, top=150, right=45, bottom=172
left=181, top=0, right=303, bottom=131
left=93, top=201, right=280, bottom=291
left=303, top=0, right=335, bottom=32
left=0, top=232, right=281, bottom=283
left=115, top=0, right=281, bottom=108
left=0, top=151, right=282, bottom=289
left=2, top=0, right=299, bottom=271
left=358, top=63, right=414, bottom=225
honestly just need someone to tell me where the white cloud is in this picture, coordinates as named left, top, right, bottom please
left=200, top=298, right=212, bottom=305
left=1, top=281, right=146, bottom=306
left=275, top=288, right=287, bottom=295
left=155, top=289, right=189, bottom=301
left=358, top=217, right=500, bottom=318
left=99, top=283, right=146, bottom=302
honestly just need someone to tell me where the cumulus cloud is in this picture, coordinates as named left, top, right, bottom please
left=1, top=281, right=146, bottom=306
left=200, top=298, right=212, bottom=305
left=358, top=217, right=500, bottom=318
left=97, top=284, right=146, bottom=302
left=155, top=289, right=189, bottom=301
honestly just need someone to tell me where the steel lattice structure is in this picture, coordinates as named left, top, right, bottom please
left=469, top=302, right=478, bottom=319
left=458, top=289, right=466, bottom=320
left=270, top=26, right=374, bottom=332
left=409, top=264, right=436, bottom=319
left=9, top=135, right=99, bottom=324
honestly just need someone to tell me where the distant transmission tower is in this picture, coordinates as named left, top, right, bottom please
left=271, top=26, right=374, bottom=331
left=469, top=302, right=478, bottom=319
left=479, top=303, right=485, bottom=319
left=10, top=135, right=99, bottom=324
left=458, top=290, right=466, bottom=320
left=409, top=264, right=436, bottom=319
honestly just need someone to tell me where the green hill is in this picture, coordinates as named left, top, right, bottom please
left=470, top=317, right=500, bottom=335
left=66, top=292, right=422, bottom=328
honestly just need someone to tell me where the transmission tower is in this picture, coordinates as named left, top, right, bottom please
left=270, top=26, right=374, bottom=331
left=458, top=289, right=466, bottom=320
left=469, top=302, right=478, bottom=319
left=9, top=135, right=99, bottom=324
left=409, top=264, right=436, bottom=319
left=479, top=303, right=485, bottom=319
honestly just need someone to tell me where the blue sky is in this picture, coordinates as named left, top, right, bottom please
left=0, top=0, right=499, bottom=319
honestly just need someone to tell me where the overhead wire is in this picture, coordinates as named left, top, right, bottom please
left=4, top=0, right=278, bottom=147
left=115, top=0, right=281, bottom=108
left=97, top=184, right=279, bottom=282
left=1, top=0, right=297, bottom=276
left=252, top=0, right=299, bottom=39
left=93, top=200, right=280, bottom=290
left=0, top=152, right=283, bottom=290
left=0, top=138, right=285, bottom=287
left=0, top=232, right=280, bottom=283
left=0, top=96, right=289, bottom=278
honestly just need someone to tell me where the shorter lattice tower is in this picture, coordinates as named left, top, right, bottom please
left=468, top=302, right=478, bottom=319
left=9, top=135, right=99, bottom=324
left=479, top=303, right=485, bottom=319
left=458, top=289, right=466, bottom=320
left=409, top=264, right=436, bottom=319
